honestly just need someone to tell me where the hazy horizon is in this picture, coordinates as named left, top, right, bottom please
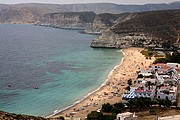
left=0, top=0, right=178, bottom=5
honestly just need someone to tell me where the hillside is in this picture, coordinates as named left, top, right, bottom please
left=0, top=7, right=39, bottom=24
left=91, top=10, right=180, bottom=48
left=0, top=4, right=9, bottom=11
left=5, top=2, right=180, bottom=13
left=0, top=111, right=49, bottom=120
left=0, top=3, right=61, bottom=24
left=0, top=2, right=180, bottom=24
left=36, top=12, right=96, bottom=29
left=84, top=13, right=131, bottom=34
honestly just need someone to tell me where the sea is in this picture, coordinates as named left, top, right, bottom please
left=0, top=24, right=122, bottom=116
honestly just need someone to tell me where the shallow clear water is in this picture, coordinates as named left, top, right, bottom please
left=0, top=24, right=122, bottom=116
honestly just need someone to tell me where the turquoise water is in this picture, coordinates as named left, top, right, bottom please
left=0, top=24, right=122, bottom=116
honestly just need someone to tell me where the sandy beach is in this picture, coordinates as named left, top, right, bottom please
left=50, top=47, right=155, bottom=120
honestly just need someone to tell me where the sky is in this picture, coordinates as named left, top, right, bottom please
left=0, top=0, right=177, bottom=5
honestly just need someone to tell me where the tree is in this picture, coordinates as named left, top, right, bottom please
left=157, top=99, right=166, bottom=107
left=134, top=97, right=150, bottom=111
left=127, top=99, right=135, bottom=112
left=102, top=103, right=113, bottom=113
left=148, top=52, right=153, bottom=57
left=125, top=86, right=130, bottom=91
left=138, top=74, right=143, bottom=78
left=87, top=111, right=103, bottom=120
left=164, top=97, right=172, bottom=107
left=162, top=42, right=171, bottom=48
left=112, top=103, right=125, bottom=114
left=150, top=100, right=158, bottom=107
left=58, top=116, right=65, bottom=120
left=173, top=101, right=178, bottom=108
left=102, top=114, right=116, bottom=120
left=154, top=51, right=180, bottom=64
left=171, top=51, right=180, bottom=63
left=127, top=79, right=132, bottom=86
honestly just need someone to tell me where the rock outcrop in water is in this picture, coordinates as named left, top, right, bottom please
left=91, top=10, right=180, bottom=48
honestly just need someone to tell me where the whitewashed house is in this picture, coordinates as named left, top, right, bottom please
left=134, top=86, right=156, bottom=100
left=116, top=112, right=138, bottom=120
left=157, top=85, right=177, bottom=101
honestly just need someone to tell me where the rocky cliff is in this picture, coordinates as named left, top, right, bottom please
left=0, top=7, right=39, bottom=24
left=84, top=13, right=121, bottom=34
left=36, top=12, right=96, bottom=29
left=91, top=10, right=180, bottom=48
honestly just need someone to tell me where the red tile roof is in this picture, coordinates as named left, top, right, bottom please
left=135, top=88, right=152, bottom=93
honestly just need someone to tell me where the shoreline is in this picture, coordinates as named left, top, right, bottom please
left=46, top=49, right=125, bottom=118
left=50, top=47, right=155, bottom=119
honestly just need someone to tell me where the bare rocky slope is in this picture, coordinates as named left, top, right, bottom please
left=0, top=111, right=49, bottom=120
left=0, top=2, right=180, bottom=24
left=91, top=10, right=180, bottom=48
left=36, top=12, right=96, bottom=29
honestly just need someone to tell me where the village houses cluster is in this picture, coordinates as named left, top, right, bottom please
left=123, top=63, right=180, bottom=102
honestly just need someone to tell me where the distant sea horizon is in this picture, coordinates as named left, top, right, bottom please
left=0, top=24, right=122, bottom=116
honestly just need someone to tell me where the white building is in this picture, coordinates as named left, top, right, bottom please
left=167, top=63, right=180, bottom=68
left=123, top=85, right=156, bottom=100
left=151, top=63, right=172, bottom=75
left=138, top=67, right=153, bottom=77
left=116, top=112, right=138, bottom=120
left=157, top=86, right=177, bottom=101
left=134, top=86, right=156, bottom=100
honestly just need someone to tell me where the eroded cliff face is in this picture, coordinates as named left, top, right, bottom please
left=84, top=13, right=121, bottom=34
left=36, top=12, right=96, bottom=29
left=84, top=16, right=107, bottom=34
left=0, top=7, right=40, bottom=24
